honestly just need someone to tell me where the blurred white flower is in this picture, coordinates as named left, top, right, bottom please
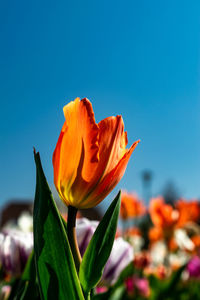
left=103, top=237, right=134, bottom=285
left=128, top=235, right=144, bottom=254
left=0, top=230, right=33, bottom=276
left=3, top=211, right=33, bottom=233
left=150, top=241, right=167, bottom=266
left=169, top=251, right=189, bottom=268
left=174, top=229, right=194, bottom=251
left=17, top=212, right=33, bottom=232
left=76, top=218, right=99, bottom=256
left=0, top=234, right=21, bottom=275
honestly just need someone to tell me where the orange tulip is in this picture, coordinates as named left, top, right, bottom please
left=53, top=98, right=140, bottom=209
left=148, top=226, right=163, bottom=243
left=168, top=237, right=178, bottom=252
left=175, top=199, right=200, bottom=227
left=120, top=191, right=146, bottom=220
left=191, top=235, right=200, bottom=249
left=149, top=197, right=179, bottom=229
left=124, top=227, right=142, bottom=238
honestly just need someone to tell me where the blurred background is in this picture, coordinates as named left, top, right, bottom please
left=0, top=0, right=200, bottom=221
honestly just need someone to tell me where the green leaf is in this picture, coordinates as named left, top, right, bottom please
left=107, top=286, right=126, bottom=300
left=164, top=264, right=185, bottom=291
left=14, top=251, right=40, bottom=300
left=33, top=150, right=84, bottom=300
left=79, top=191, right=121, bottom=293
left=21, top=251, right=36, bottom=281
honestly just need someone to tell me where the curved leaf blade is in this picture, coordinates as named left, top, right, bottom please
left=79, top=191, right=121, bottom=293
left=33, top=151, right=84, bottom=300
left=14, top=251, right=40, bottom=300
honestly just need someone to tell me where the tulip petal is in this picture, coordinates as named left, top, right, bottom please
left=71, top=116, right=131, bottom=208
left=52, top=123, right=66, bottom=193
left=82, top=140, right=140, bottom=208
left=53, top=98, right=99, bottom=206
left=97, top=116, right=128, bottom=177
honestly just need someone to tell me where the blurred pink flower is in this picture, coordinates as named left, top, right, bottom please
left=125, top=276, right=150, bottom=298
left=0, top=285, right=11, bottom=300
left=187, top=256, right=200, bottom=278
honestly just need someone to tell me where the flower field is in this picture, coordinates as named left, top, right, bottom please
left=0, top=98, right=199, bottom=300
left=1, top=193, right=200, bottom=299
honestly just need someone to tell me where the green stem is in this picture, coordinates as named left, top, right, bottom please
left=86, top=294, right=91, bottom=300
left=67, top=206, right=82, bottom=272
left=84, top=291, right=91, bottom=300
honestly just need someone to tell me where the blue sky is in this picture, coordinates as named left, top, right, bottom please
left=0, top=0, right=200, bottom=209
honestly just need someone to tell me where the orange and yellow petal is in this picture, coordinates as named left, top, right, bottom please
left=81, top=140, right=140, bottom=208
left=53, top=98, right=99, bottom=206
left=70, top=116, right=139, bottom=208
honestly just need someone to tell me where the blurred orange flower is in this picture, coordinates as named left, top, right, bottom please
left=156, top=265, right=168, bottom=279
left=191, top=235, right=200, bottom=250
left=120, top=191, right=146, bottom=220
left=144, top=265, right=168, bottom=280
left=175, top=199, right=200, bottom=227
left=149, top=197, right=179, bottom=229
left=53, top=98, right=140, bottom=209
left=168, top=237, right=178, bottom=252
left=124, top=227, right=142, bottom=237
left=134, top=252, right=150, bottom=269
left=148, top=226, right=163, bottom=243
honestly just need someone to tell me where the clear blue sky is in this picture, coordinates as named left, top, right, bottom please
left=0, top=0, right=200, bottom=209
